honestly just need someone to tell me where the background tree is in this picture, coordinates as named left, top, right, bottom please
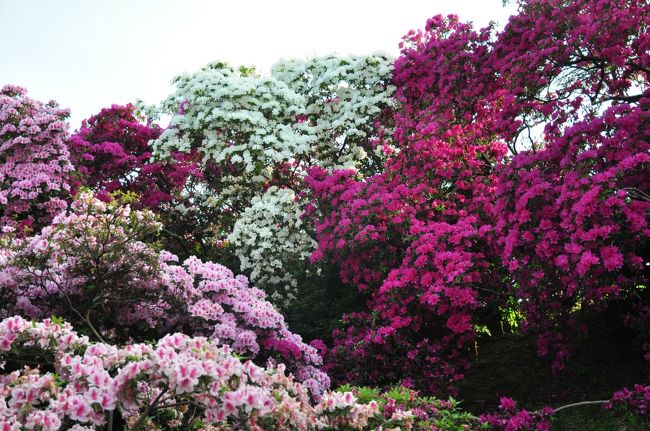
left=151, top=56, right=395, bottom=307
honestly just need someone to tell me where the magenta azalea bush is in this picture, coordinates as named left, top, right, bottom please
left=306, top=0, right=649, bottom=393
left=69, top=104, right=199, bottom=211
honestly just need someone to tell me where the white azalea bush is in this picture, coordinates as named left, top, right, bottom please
left=228, top=186, right=316, bottom=308
left=154, top=55, right=394, bottom=174
left=153, top=62, right=314, bottom=180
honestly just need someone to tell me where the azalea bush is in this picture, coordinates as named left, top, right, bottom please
left=305, top=17, right=508, bottom=394
left=69, top=103, right=199, bottom=211
left=228, top=186, right=317, bottom=309
left=488, top=0, right=650, bottom=371
left=0, top=316, right=415, bottom=430
left=0, top=192, right=328, bottom=397
left=305, top=0, right=649, bottom=394
left=0, top=85, right=72, bottom=231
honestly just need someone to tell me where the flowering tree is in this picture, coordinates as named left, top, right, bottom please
left=271, top=53, right=395, bottom=175
left=304, top=14, right=507, bottom=394
left=305, top=134, right=506, bottom=394
left=0, top=192, right=328, bottom=397
left=0, top=85, right=72, bottom=231
left=151, top=55, right=395, bottom=306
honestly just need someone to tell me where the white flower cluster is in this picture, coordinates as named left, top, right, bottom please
left=151, top=56, right=394, bottom=304
left=153, top=55, right=394, bottom=175
left=153, top=62, right=314, bottom=177
left=228, top=186, right=316, bottom=308
left=271, top=53, right=396, bottom=172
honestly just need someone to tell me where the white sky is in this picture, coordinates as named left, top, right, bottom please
left=0, top=0, right=517, bottom=130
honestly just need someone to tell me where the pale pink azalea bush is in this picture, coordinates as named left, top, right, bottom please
left=0, top=192, right=328, bottom=398
left=0, top=316, right=407, bottom=430
left=0, top=85, right=72, bottom=230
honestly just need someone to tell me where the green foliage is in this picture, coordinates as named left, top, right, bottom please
left=285, top=267, right=363, bottom=343
left=500, top=297, right=525, bottom=334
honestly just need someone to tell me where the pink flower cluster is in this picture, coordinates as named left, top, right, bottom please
left=480, top=397, right=554, bottom=431
left=0, top=316, right=414, bottom=430
left=306, top=131, right=506, bottom=393
left=0, top=192, right=329, bottom=397
left=159, top=253, right=330, bottom=398
left=492, top=99, right=650, bottom=371
left=604, top=384, right=650, bottom=418
left=0, top=85, right=72, bottom=230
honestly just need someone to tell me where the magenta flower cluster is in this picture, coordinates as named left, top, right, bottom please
left=69, top=104, right=199, bottom=210
left=306, top=0, right=649, bottom=392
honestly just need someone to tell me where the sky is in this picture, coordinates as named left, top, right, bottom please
left=0, top=0, right=517, bottom=130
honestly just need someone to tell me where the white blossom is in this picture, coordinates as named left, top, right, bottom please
left=228, top=187, right=316, bottom=308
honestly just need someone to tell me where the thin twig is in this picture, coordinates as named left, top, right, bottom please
left=553, top=400, right=608, bottom=413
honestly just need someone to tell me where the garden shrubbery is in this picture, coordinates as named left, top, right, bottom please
left=1, top=0, right=648, bottom=429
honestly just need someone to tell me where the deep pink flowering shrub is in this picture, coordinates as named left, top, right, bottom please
left=604, top=384, right=650, bottom=418
left=492, top=100, right=650, bottom=371
left=69, top=104, right=199, bottom=210
left=480, top=398, right=553, bottom=431
left=305, top=13, right=508, bottom=394
left=0, top=316, right=413, bottom=430
left=306, top=0, right=649, bottom=393
left=0, top=85, right=72, bottom=230
left=306, top=130, right=506, bottom=394
left=489, top=0, right=650, bottom=370
left=0, top=193, right=328, bottom=397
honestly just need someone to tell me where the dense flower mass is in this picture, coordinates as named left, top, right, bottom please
left=0, top=317, right=416, bottom=430
left=0, top=85, right=72, bottom=230
left=228, top=186, right=317, bottom=308
left=271, top=53, right=396, bottom=174
left=69, top=104, right=199, bottom=210
left=0, top=192, right=328, bottom=397
left=483, top=0, right=650, bottom=371
left=306, top=0, right=649, bottom=393
left=1, top=0, right=649, bottom=428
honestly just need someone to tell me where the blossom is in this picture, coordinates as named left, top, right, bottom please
left=0, top=85, right=72, bottom=228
